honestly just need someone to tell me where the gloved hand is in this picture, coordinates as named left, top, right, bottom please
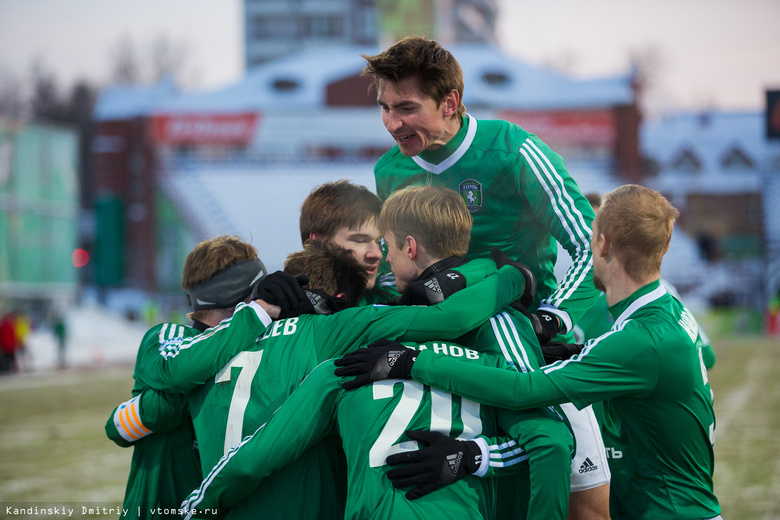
left=541, top=341, right=584, bottom=365
left=386, top=429, right=482, bottom=500
left=529, top=310, right=561, bottom=344
left=491, top=249, right=536, bottom=310
left=251, top=271, right=314, bottom=319
left=334, top=339, right=417, bottom=390
left=303, top=289, right=347, bottom=316
left=398, top=270, right=467, bottom=306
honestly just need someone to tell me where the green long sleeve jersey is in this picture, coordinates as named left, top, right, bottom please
left=182, top=266, right=531, bottom=519
left=107, top=266, right=527, bottom=519
left=374, top=114, right=599, bottom=332
left=182, top=346, right=573, bottom=520
left=132, top=266, right=525, bottom=396
left=409, top=280, right=721, bottom=520
left=184, top=259, right=571, bottom=520
left=575, top=279, right=716, bottom=369
left=104, top=301, right=272, bottom=518
left=435, top=258, right=572, bottom=519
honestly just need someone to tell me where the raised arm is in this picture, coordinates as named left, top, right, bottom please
left=135, top=301, right=272, bottom=393
left=518, top=135, right=599, bottom=332
left=317, top=264, right=529, bottom=360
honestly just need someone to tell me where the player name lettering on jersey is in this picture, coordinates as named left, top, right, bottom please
left=258, top=318, right=298, bottom=341
left=678, top=309, right=699, bottom=343
left=410, top=342, right=479, bottom=359
left=605, top=446, right=623, bottom=459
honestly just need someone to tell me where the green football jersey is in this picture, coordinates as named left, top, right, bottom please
left=105, top=301, right=273, bottom=518
left=374, top=114, right=599, bottom=333
left=109, top=325, right=205, bottom=520
left=184, top=259, right=571, bottom=520
left=132, top=265, right=527, bottom=395
left=575, top=279, right=716, bottom=369
left=140, top=266, right=527, bottom=519
left=182, top=345, right=572, bottom=520
left=427, top=257, right=573, bottom=519
left=410, top=280, right=721, bottom=520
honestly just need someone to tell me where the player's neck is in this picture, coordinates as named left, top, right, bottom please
left=425, top=116, right=463, bottom=152
left=605, top=269, right=660, bottom=306
left=416, top=254, right=447, bottom=278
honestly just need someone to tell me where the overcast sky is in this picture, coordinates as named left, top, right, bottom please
left=1, top=0, right=778, bottom=116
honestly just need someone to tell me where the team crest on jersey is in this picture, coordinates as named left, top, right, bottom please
left=459, top=179, right=483, bottom=213
left=159, top=337, right=183, bottom=356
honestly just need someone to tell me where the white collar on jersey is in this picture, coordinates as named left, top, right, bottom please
left=412, top=113, right=478, bottom=174
left=613, top=285, right=668, bottom=329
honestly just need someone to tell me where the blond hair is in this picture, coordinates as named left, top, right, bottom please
left=595, top=185, right=679, bottom=281
left=379, top=185, right=471, bottom=259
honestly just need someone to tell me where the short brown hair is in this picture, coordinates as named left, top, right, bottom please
left=585, top=192, right=602, bottom=210
left=284, top=241, right=367, bottom=307
left=379, top=185, right=471, bottom=259
left=182, top=235, right=258, bottom=321
left=182, top=236, right=258, bottom=289
left=362, top=36, right=466, bottom=122
left=299, top=180, right=382, bottom=245
left=595, top=185, right=679, bottom=281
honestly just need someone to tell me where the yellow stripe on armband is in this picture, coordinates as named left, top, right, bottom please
left=113, top=395, right=152, bottom=443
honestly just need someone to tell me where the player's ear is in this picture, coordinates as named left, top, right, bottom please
left=442, top=90, right=459, bottom=118
left=598, top=233, right=610, bottom=258
left=405, top=235, right=418, bottom=260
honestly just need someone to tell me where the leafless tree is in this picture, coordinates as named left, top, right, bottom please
left=149, top=35, right=190, bottom=84
left=0, top=68, right=27, bottom=120
left=543, top=49, right=581, bottom=76
left=109, top=35, right=142, bottom=85
left=107, top=34, right=192, bottom=87
left=628, top=46, right=666, bottom=106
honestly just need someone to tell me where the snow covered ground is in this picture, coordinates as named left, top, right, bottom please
left=16, top=304, right=147, bottom=374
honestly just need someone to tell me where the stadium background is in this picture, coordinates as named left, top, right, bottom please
left=1, top=0, right=779, bottom=517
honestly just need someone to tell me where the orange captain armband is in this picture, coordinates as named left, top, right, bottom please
left=113, top=395, right=152, bottom=442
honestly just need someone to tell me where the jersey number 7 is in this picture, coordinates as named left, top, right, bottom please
left=215, top=350, right=264, bottom=455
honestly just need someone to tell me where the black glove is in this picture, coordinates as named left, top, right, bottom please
left=303, top=289, right=347, bottom=316
left=386, top=430, right=482, bottom=500
left=491, top=249, right=536, bottom=310
left=529, top=310, right=561, bottom=344
left=541, top=341, right=584, bottom=365
left=397, top=270, right=467, bottom=306
left=334, top=339, right=417, bottom=390
left=251, top=271, right=314, bottom=319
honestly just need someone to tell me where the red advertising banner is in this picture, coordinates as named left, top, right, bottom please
left=151, top=113, right=260, bottom=145
left=498, top=109, right=616, bottom=147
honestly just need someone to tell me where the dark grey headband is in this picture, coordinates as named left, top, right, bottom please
left=187, top=258, right=267, bottom=311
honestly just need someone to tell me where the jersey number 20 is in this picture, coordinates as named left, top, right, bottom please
left=369, top=379, right=483, bottom=467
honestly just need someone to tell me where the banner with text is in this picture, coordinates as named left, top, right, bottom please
left=151, top=113, right=260, bottom=146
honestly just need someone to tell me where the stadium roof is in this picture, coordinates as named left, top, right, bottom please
left=94, top=44, right=635, bottom=120
left=642, top=111, right=770, bottom=195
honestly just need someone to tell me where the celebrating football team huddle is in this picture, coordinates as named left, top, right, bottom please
left=106, top=37, right=723, bottom=520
